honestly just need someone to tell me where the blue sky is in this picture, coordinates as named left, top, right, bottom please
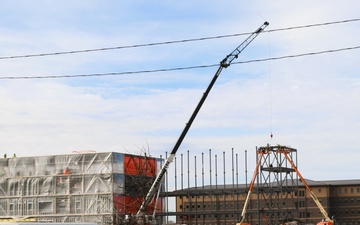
left=0, top=1, right=359, bottom=184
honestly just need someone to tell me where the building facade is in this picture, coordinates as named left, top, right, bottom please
left=0, top=152, right=164, bottom=224
left=173, top=179, right=360, bottom=225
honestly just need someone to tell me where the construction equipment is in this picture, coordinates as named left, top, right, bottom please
left=237, top=145, right=334, bottom=225
left=237, top=147, right=270, bottom=225
left=135, top=21, right=269, bottom=224
left=278, top=147, right=334, bottom=225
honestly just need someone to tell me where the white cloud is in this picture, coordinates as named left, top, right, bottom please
left=0, top=0, right=359, bottom=182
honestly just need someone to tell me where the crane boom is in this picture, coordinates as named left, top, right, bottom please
left=136, top=21, right=269, bottom=221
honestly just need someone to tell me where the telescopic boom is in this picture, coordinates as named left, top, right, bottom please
left=136, top=21, right=269, bottom=220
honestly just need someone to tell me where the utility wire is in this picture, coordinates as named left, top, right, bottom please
left=233, top=45, right=360, bottom=65
left=267, top=18, right=360, bottom=33
left=0, top=18, right=359, bottom=60
left=1, top=45, right=359, bottom=80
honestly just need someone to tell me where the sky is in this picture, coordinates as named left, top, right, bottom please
left=0, top=1, right=359, bottom=186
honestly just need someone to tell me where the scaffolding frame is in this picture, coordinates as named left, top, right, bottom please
left=256, top=145, right=300, bottom=225
left=0, top=152, right=163, bottom=225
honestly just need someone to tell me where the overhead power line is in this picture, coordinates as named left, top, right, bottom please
left=0, top=18, right=359, bottom=60
left=1, top=45, right=359, bottom=80
left=267, top=18, right=360, bottom=33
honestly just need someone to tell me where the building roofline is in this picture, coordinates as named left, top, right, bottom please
left=169, top=178, right=360, bottom=193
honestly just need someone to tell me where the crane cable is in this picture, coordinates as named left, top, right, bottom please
left=267, top=31, right=274, bottom=140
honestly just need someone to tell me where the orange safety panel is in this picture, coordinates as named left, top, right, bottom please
left=125, top=196, right=144, bottom=214
left=114, top=196, right=162, bottom=215
left=124, top=155, right=156, bottom=176
left=114, top=195, right=164, bottom=215
left=113, top=195, right=125, bottom=213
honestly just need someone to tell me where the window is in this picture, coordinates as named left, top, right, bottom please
left=299, top=201, right=305, bottom=208
left=299, top=190, right=305, bottom=197
left=300, top=212, right=306, bottom=218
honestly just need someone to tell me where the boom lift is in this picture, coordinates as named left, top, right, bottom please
left=135, top=21, right=269, bottom=224
left=237, top=147, right=270, bottom=225
left=278, top=147, right=334, bottom=225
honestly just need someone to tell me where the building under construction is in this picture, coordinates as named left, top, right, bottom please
left=0, top=152, right=165, bottom=224
left=170, top=146, right=302, bottom=225
left=1, top=147, right=360, bottom=225
left=170, top=146, right=360, bottom=225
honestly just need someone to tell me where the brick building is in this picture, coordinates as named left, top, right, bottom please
left=173, top=179, right=360, bottom=225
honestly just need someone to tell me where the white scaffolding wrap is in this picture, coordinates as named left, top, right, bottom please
left=0, top=152, right=148, bottom=224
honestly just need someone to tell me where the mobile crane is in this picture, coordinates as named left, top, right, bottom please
left=134, top=21, right=269, bottom=224
left=237, top=145, right=334, bottom=225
